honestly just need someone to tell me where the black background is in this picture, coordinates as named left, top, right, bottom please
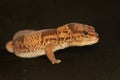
left=0, top=0, right=120, bottom=80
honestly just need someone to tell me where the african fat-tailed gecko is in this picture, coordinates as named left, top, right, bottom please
left=6, top=23, right=99, bottom=64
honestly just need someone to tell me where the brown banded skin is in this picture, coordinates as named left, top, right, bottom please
left=6, top=23, right=99, bottom=64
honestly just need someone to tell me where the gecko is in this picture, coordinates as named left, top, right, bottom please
left=6, top=23, right=99, bottom=64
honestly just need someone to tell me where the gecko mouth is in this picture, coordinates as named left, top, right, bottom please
left=87, top=38, right=99, bottom=45
left=70, top=38, right=99, bottom=46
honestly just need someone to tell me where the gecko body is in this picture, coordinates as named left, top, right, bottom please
left=6, top=23, right=99, bottom=64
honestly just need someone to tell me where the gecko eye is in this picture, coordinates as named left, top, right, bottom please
left=83, top=31, right=89, bottom=35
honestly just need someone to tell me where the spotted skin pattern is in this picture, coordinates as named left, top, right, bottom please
left=6, top=23, right=99, bottom=64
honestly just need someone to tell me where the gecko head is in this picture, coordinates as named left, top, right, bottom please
left=67, top=23, right=99, bottom=46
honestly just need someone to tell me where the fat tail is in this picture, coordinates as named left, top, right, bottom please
left=6, top=41, right=14, bottom=53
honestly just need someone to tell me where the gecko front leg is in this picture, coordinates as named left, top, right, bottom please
left=45, top=44, right=61, bottom=64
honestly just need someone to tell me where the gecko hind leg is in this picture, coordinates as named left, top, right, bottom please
left=45, top=44, right=61, bottom=64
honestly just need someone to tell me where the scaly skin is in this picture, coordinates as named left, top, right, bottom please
left=6, top=23, right=99, bottom=64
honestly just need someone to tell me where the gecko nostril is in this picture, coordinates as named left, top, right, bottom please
left=97, top=35, right=99, bottom=38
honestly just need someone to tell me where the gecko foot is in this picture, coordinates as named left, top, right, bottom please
left=52, top=59, right=61, bottom=64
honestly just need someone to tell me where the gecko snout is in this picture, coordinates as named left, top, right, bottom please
left=95, top=33, right=99, bottom=38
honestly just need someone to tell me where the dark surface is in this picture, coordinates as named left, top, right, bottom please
left=0, top=0, right=120, bottom=80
